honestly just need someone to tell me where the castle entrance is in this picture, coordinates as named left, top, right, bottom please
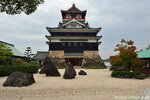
left=65, top=58, right=83, bottom=66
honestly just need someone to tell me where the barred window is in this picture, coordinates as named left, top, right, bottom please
left=62, top=43, right=65, bottom=46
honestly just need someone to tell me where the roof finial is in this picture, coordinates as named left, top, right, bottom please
left=73, top=3, right=75, bottom=7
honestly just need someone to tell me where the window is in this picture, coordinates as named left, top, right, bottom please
left=62, top=43, right=65, bottom=46
left=68, top=42, right=71, bottom=46
left=89, top=43, right=91, bottom=47
left=66, top=23, right=82, bottom=28
left=66, top=25, right=71, bottom=28
left=66, top=14, right=71, bottom=18
left=80, top=43, right=83, bottom=46
left=77, top=24, right=82, bottom=28
left=74, top=42, right=77, bottom=46
left=71, top=24, right=77, bottom=28
left=76, top=14, right=81, bottom=18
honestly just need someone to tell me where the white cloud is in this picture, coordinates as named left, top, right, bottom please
left=0, top=0, right=150, bottom=58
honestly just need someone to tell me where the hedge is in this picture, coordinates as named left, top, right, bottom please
left=111, top=70, right=149, bottom=80
left=82, top=66, right=106, bottom=69
left=0, top=65, right=39, bottom=77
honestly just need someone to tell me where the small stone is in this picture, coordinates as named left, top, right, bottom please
left=78, top=70, right=87, bottom=75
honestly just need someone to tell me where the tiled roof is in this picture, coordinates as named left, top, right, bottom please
left=68, top=3, right=81, bottom=12
left=33, top=51, right=49, bottom=60
left=137, top=48, right=150, bottom=58
left=0, top=41, right=25, bottom=57
left=46, top=27, right=101, bottom=33
left=61, top=3, right=86, bottom=13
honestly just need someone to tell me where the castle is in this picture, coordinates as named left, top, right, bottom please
left=35, top=4, right=105, bottom=67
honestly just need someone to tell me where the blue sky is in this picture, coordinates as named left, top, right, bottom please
left=0, top=0, right=150, bottom=59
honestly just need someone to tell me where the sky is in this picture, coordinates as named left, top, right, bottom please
left=0, top=0, right=150, bottom=59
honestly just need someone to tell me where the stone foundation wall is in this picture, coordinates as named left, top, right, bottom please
left=47, top=50, right=105, bottom=67
left=83, top=51, right=106, bottom=67
left=84, top=51, right=100, bottom=59
left=48, top=50, right=64, bottom=58
left=48, top=50, right=66, bottom=67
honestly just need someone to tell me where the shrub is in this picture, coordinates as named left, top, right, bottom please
left=29, top=61, right=39, bottom=66
left=109, top=66, right=124, bottom=71
left=136, top=74, right=148, bottom=80
left=111, top=70, right=149, bottom=79
left=110, top=66, right=115, bottom=71
left=111, top=70, right=120, bottom=77
left=0, top=65, right=39, bottom=76
left=13, top=58, right=27, bottom=65
left=132, top=58, right=147, bottom=68
left=83, top=66, right=106, bottom=69
left=136, top=68, right=150, bottom=73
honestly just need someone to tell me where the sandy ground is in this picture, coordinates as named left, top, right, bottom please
left=0, top=69, right=150, bottom=100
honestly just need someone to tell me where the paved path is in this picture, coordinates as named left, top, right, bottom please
left=140, top=88, right=150, bottom=100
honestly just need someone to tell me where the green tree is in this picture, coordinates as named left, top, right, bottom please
left=24, top=46, right=34, bottom=63
left=0, top=0, right=44, bottom=15
left=0, top=42, right=13, bottom=65
left=110, top=39, right=145, bottom=70
left=24, top=47, right=32, bottom=58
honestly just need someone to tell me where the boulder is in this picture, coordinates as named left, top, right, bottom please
left=43, top=57, right=61, bottom=76
left=3, top=72, right=35, bottom=87
left=63, top=63, right=76, bottom=79
left=78, top=70, right=87, bottom=75
left=83, top=58, right=106, bottom=67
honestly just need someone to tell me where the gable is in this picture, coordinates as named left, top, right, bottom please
left=66, top=23, right=82, bottom=28
left=63, top=19, right=85, bottom=27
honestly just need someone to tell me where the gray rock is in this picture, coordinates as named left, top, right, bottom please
left=78, top=70, right=87, bottom=75
left=83, top=58, right=106, bottom=67
left=63, top=64, right=76, bottom=79
left=43, top=57, right=61, bottom=76
left=3, top=72, right=35, bottom=87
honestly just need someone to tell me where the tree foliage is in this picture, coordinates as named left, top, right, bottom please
left=110, top=55, right=122, bottom=67
left=0, top=0, right=44, bottom=15
left=110, top=39, right=145, bottom=70
left=13, top=58, right=27, bottom=65
left=0, top=42, right=13, bottom=65
left=24, top=47, right=32, bottom=58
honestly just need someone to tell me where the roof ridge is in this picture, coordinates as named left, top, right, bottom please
left=67, top=3, right=81, bottom=12
left=0, top=40, right=14, bottom=47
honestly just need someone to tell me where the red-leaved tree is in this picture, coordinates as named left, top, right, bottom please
left=110, top=39, right=145, bottom=70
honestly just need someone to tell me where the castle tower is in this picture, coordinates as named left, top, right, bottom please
left=46, top=4, right=105, bottom=67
